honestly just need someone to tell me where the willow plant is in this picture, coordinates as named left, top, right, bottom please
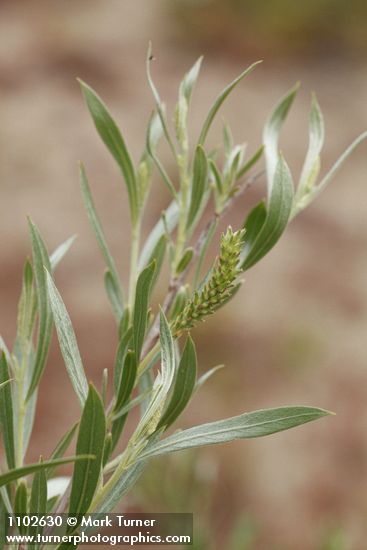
left=1, top=47, right=367, bottom=547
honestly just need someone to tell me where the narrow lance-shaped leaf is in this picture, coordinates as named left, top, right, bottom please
left=0, top=352, right=15, bottom=470
left=133, top=310, right=176, bottom=441
left=292, top=129, right=367, bottom=217
left=240, top=201, right=267, bottom=259
left=146, top=112, right=177, bottom=200
left=0, top=456, right=93, bottom=488
left=114, top=351, right=137, bottom=414
left=157, top=335, right=197, bottom=430
left=146, top=43, right=176, bottom=157
left=186, top=145, right=208, bottom=230
left=176, top=248, right=194, bottom=275
left=69, top=384, right=106, bottom=515
left=139, top=199, right=179, bottom=269
left=79, top=80, right=139, bottom=224
left=236, top=144, right=264, bottom=180
left=138, top=406, right=332, bottom=461
left=180, top=56, right=203, bottom=103
left=299, top=94, right=324, bottom=191
left=104, top=270, right=123, bottom=322
left=30, top=459, right=47, bottom=543
left=139, top=234, right=167, bottom=291
left=80, top=164, right=124, bottom=315
left=199, top=61, right=262, bottom=146
left=263, top=83, right=299, bottom=193
left=30, top=461, right=47, bottom=514
left=45, top=270, right=88, bottom=407
left=133, top=261, right=156, bottom=361
left=26, top=219, right=53, bottom=400
left=113, top=327, right=133, bottom=391
left=0, top=494, right=8, bottom=550
left=111, top=351, right=138, bottom=453
left=47, top=422, right=79, bottom=479
left=241, top=156, right=294, bottom=270
left=16, top=259, right=36, bottom=347
left=113, top=394, right=151, bottom=424
left=195, top=364, right=225, bottom=392
left=23, top=359, right=37, bottom=461
left=15, top=482, right=28, bottom=534
left=50, top=235, right=76, bottom=271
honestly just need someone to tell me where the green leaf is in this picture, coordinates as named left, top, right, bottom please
left=114, top=351, right=137, bottom=414
left=112, top=391, right=151, bottom=421
left=169, top=285, right=190, bottom=320
left=180, top=56, right=203, bottom=104
left=101, top=433, right=112, bottom=468
left=23, top=362, right=37, bottom=461
left=186, top=145, right=208, bottom=230
left=15, top=481, right=28, bottom=534
left=140, top=234, right=167, bottom=291
left=113, top=327, right=133, bottom=391
left=45, top=270, right=88, bottom=407
left=146, top=114, right=178, bottom=200
left=145, top=110, right=163, bottom=154
left=69, top=385, right=106, bottom=515
left=47, top=423, right=79, bottom=479
left=30, top=459, right=47, bottom=543
left=157, top=336, right=197, bottom=430
left=50, top=236, right=76, bottom=271
left=79, top=80, right=139, bottom=224
left=93, top=438, right=159, bottom=514
left=198, top=61, right=262, bottom=145
left=0, top=352, right=15, bottom=470
left=241, top=201, right=267, bottom=258
left=80, top=163, right=124, bottom=314
left=102, top=368, right=108, bottom=407
left=133, top=310, right=175, bottom=440
left=30, top=462, right=47, bottom=515
left=15, top=481, right=28, bottom=515
left=146, top=43, right=176, bottom=157
left=139, top=200, right=179, bottom=269
left=195, top=364, right=225, bottom=391
left=263, top=83, right=299, bottom=193
left=209, top=159, right=223, bottom=196
left=193, top=219, right=218, bottom=287
left=241, top=156, right=294, bottom=270
left=111, top=350, right=138, bottom=452
left=299, top=94, right=324, bottom=190
left=16, top=259, right=37, bottom=347
left=104, top=270, right=123, bottom=322
left=176, top=247, right=194, bottom=275
left=110, top=416, right=128, bottom=455
left=26, top=219, right=53, bottom=400
left=236, top=145, right=264, bottom=180
left=139, top=406, right=332, bottom=460
left=118, top=307, right=130, bottom=340
left=293, top=130, right=367, bottom=216
left=0, top=494, right=9, bottom=550
left=133, top=261, right=156, bottom=361
left=0, top=456, right=91, bottom=488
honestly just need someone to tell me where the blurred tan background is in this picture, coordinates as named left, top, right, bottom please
left=1, top=1, right=367, bottom=548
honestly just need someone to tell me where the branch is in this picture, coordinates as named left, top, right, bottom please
left=141, top=169, right=264, bottom=358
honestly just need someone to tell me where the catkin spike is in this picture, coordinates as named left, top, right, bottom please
left=172, top=227, right=245, bottom=335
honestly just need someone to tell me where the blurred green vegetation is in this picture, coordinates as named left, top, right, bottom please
left=170, top=0, right=367, bottom=59
left=136, top=452, right=351, bottom=549
left=136, top=451, right=259, bottom=549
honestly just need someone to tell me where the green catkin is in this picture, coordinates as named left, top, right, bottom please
left=173, top=227, right=245, bottom=335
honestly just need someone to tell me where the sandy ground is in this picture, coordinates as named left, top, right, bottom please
left=1, top=1, right=367, bottom=548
